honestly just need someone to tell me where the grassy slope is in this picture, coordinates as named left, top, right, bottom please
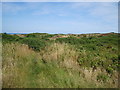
left=2, top=33, right=119, bottom=88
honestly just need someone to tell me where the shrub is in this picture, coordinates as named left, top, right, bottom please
left=2, top=33, right=21, bottom=43
left=21, top=38, right=46, bottom=51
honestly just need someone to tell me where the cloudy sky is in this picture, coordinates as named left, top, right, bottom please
left=2, top=2, right=118, bottom=34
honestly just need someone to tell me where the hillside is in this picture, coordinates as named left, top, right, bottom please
left=2, top=32, right=119, bottom=88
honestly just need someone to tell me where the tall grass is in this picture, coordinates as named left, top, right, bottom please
left=0, top=40, right=2, bottom=89
left=41, top=43, right=79, bottom=69
left=2, top=42, right=118, bottom=88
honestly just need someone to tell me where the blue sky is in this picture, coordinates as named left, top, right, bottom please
left=2, top=2, right=118, bottom=34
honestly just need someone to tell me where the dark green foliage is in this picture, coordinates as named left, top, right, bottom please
left=56, top=34, right=119, bottom=72
left=106, top=67, right=114, bottom=74
left=2, top=33, right=48, bottom=51
left=42, top=34, right=55, bottom=38
left=2, top=33, right=21, bottom=43
left=97, top=73, right=109, bottom=82
left=21, top=38, right=46, bottom=51
left=26, top=34, right=36, bottom=37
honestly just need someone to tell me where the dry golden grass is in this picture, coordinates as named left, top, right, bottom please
left=2, top=43, right=41, bottom=88
left=41, top=43, right=80, bottom=69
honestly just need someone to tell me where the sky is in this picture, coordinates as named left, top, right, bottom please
left=2, top=2, right=118, bottom=34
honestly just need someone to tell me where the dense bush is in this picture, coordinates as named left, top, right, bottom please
left=56, top=34, right=119, bottom=72
left=2, top=33, right=51, bottom=51
left=2, top=33, right=21, bottom=43
left=21, top=38, right=46, bottom=51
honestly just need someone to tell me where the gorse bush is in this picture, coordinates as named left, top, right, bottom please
left=2, top=33, right=49, bottom=51
left=21, top=38, right=46, bottom=51
left=2, top=33, right=21, bottom=43
left=56, top=34, right=119, bottom=72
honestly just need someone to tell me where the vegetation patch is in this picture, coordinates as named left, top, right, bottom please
left=2, top=33, right=119, bottom=88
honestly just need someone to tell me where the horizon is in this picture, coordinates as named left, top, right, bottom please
left=2, top=2, right=118, bottom=34
left=1, top=31, right=118, bottom=35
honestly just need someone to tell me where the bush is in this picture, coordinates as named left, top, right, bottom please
left=21, top=38, right=46, bottom=51
left=2, top=33, right=21, bottom=43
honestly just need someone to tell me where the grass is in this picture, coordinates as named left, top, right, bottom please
left=0, top=40, right=2, bottom=89
left=2, top=41, right=118, bottom=88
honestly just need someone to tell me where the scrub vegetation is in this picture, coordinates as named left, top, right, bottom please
left=2, top=32, right=119, bottom=88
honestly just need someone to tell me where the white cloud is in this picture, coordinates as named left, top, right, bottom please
left=33, top=9, right=51, bottom=15
left=2, top=3, right=26, bottom=14
left=88, top=3, right=118, bottom=23
left=90, top=3, right=117, bottom=16
left=70, top=2, right=92, bottom=9
left=2, top=2, right=44, bottom=15
left=32, top=3, right=69, bottom=16
left=57, top=13, right=67, bottom=16
left=63, top=20, right=117, bottom=33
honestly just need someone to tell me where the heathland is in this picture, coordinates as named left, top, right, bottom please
left=2, top=32, right=119, bottom=88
